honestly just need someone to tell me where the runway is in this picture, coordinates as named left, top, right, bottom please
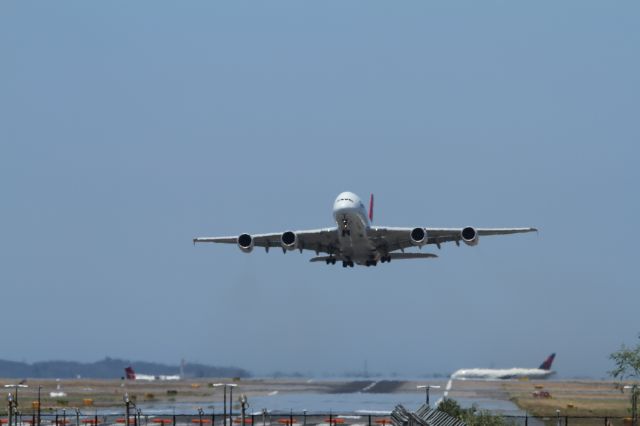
left=0, top=378, right=628, bottom=416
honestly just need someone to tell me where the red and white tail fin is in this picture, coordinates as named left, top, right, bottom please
left=368, top=193, right=374, bottom=222
left=125, top=366, right=136, bottom=380
left=538, top=353, right=556, bottom=370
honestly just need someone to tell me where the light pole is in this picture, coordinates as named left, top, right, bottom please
left=7, top=393, right=14, bottom=426
left=229, top=385, right=236, bottom=422
left=124, top=393, right=135, bottom=426
left=214, top=384, right=237, bottom=426
left=416, top=385, right=441, bottom=407
left=38, top=386, right=42, bottom=426
left=214, top=384, right=225, bottom=426
left=624, top=385, right=639, bottom=426
left=240, top=395, right=248, bottom=426
left=4, top=384, right=28, bottom=410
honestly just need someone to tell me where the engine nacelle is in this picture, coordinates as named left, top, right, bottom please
left=237, top=233, right=254, bottom=253
left=410, top=227, right=427, bottom=246
left=281, top=231, right=298, bottom=251
left=461, top=226, right=479, bottom=246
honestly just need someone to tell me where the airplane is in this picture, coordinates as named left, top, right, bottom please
left=193, top=191, right=537, bottom=267
left=124, top=366, right=180, bottom=381
left=451, top=353, right=556, bottom=380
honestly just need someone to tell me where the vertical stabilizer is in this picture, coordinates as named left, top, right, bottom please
left=539, top=353, right=556, bottom=370
left=369, top=194, right=374, bottom=222
left=125, top=366, right=136, bottom=380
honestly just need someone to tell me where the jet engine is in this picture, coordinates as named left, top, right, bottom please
left=237, top=233, right=254, bottom=253
left=461, top=226, right=479, bottom=246
left=281, top=231, right=298, bottom=251
left=410, top=227, right=427, bottom=246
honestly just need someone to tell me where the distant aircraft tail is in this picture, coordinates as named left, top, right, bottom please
left=539, top=353, right=556, bottom=370
left=125, top=366, right=136, bottom=380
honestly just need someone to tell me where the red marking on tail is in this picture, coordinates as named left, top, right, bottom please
left=539, top=353, right=556, bottom=370
left=125, top=366, right=136, bottom=380
left=368, top=194, right=374, bottom=222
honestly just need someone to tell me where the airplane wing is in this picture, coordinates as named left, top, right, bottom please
left=194, top=228, right=340, bottom=254
left=368, top=226, right=537, bottom=252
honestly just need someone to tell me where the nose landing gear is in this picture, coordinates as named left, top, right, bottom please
left=341, top=218, right=351, bottom=237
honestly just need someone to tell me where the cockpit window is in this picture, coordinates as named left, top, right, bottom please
left=338, top=198, right=354, bottom=202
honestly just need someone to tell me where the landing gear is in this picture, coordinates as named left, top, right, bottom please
left=325, top=257, right=337, bottom=265
left=380, top=255, right=391, bottom=263
left=365, top=260, right=378, bottom=267
left=341, top=218, right=350, bottom=237
left=342, top=260, right=354, bottom=268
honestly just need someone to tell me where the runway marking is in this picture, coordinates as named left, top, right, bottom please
left=360, top=381, right=378, bottom=392
left=434, top=377, right=453, bottom=407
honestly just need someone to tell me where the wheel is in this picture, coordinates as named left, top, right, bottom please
left=342, top=261, right=348, bottom=268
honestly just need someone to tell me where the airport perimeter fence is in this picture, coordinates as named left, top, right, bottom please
left=0, top=412, right=636, bottom=426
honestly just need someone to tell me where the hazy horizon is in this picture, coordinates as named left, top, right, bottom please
left=0, top=354, right=612, bottom=381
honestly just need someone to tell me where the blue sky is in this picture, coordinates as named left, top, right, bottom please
left=1, top=1, right=638, bottom=378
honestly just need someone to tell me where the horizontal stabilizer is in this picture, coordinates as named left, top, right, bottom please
left=309, top=253, right=438, bottom=262
left=310, top=256, right=341, bottom=262
left=389, top=253, right=438, bottom=260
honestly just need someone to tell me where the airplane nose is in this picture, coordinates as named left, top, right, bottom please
left=334, top=198, right=354, bottom=210
left=333, top=192, right=363, bottom=217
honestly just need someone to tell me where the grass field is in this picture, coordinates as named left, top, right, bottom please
left=501, top=380, right=632, bottom=417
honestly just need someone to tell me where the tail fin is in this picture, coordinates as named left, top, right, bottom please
left=125, top=366, right=136, bottom=380
left=368, top=194, right=374, bottom=222
left=539, top=353, right=556, bottom=370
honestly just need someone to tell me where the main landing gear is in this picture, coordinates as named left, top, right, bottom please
left=342, top=260, right=355, bottom=268
left=379, top=255, right=391, bottom=263
left=364, top=260, right=377, bottom=267
left=325, top=257, right=337, bottom=265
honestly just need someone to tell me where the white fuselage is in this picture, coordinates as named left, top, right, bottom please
left=451, top=367, right=555, bottom=380
left=332, top=192, right=376, bottom=265
left=133, top=373, right=181, bottom=381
